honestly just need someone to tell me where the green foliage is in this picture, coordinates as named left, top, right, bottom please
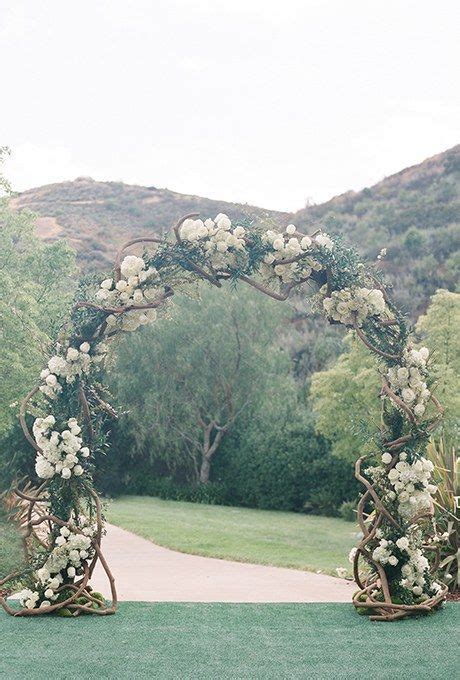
left=310, top=335, right=381, bottom=461
left=110, top=283, right=294, bottom=482
left=0, top=202, right=76, bottom=438
left=310, top=289, right=460, bottom=463
left=415, top=289, right=460, bottom=443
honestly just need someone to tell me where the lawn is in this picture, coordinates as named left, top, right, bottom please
left=1, top=602, right=458, bottom=679
left=108, top=496, right=359, bottom=575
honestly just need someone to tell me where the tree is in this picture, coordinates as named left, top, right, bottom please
left=310, top=289, right=459, bottom=461
left=112, top=283, right=294, bottom=484
left=0, top=201, right=76, bottom=437
left=415, top=289, right=459, bottom=443
left=309, top=335, right=380, bottom=462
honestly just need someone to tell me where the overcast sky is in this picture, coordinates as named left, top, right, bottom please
left=1, top=0, right=459, bottom=211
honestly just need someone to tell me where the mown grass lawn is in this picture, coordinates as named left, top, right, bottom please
left=1, top=602, right=458, bottom=679
left=108, top=496, right=360, bottom=575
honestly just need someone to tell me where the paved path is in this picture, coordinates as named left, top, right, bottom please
left=91, top=523, right=355, bottom=602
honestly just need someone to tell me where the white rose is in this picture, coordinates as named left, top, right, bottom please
left=67, top=348, right=79, bottom=361
left=286, top=224, right=296, bottom=235
left=413, top=403, right=426, bottom=418
left=272, top=238, right=284, bottom=251
left=61, top=467, right=71, bottom=479
left=381, top=452, right=392, bottom=465
left=396, top=537, right=409, bottom=551
left=73, top=465, right=83, bottom=476
left=100, top=278, right=113, bottom=290
left=401, top=388, right=416, bottom=404
left=300, top=236, right=312, bottom=250
left=79, top=342, right=90, bottom=353
left=67, top=567, right=76, bottom=578
left=116, top=280, right=128, bottom=292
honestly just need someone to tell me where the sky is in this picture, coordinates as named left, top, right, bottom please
left=1, top=0, right=459, bottom=211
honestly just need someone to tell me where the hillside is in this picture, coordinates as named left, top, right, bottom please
left=293, top=145, right=460, bottom=314
left=10, top=145, right=459, bottom=315
left=10, top=179, right=289, bottom=271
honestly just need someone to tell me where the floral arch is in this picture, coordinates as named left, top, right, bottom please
left=0, top=213, right=447, bottom=621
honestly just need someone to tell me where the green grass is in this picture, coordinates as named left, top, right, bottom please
left=0, top=510, right=24, bottom=580
left=1, top=602, right=458, bottom=679
left=108, top=496, right=359, bottom=575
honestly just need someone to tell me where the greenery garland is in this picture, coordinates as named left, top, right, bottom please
left=0, top=213, right=447, bottom=620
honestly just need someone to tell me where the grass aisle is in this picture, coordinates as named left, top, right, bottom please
left=1, top=602, right=458, bottom=679
left=108, top=496, right=358, bottom=574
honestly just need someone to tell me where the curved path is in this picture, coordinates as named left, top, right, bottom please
left=92, top=523, right=355, bottom=602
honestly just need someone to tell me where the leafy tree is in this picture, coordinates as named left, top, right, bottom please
left=111, top=283, right=298, bottom=484
left=310, top=289, right=459, bottom=462
left=0, top=202, right=76, bottom=437
left=415, top=289, right=459, bottom=443
left=309, top=336, right=380, bottom=462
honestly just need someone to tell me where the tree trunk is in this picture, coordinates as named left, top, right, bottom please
left=199, top=456, right=211, bottom=484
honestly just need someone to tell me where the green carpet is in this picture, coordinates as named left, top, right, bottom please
left=1, top=602, right=458, bottom=679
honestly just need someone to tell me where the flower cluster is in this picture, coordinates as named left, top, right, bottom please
left=180, top=214, right=249, bottom=272
left=386, top=453, right=436, bottom=521
left=322, top=287, right=386, bottom=326
left=96, top=255, right=160, bottom=333
left=260, top=225, right=330, bottom=284
left=386, top=346, right=431, bottom=418
left=33, top=416, right=89, bottom=479
left=39, top=343, right=92, bottom=399
left=17, top=523, right=94, bottom=609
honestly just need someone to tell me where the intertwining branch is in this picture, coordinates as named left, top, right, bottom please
left=1, top=212, right=446, bottom=619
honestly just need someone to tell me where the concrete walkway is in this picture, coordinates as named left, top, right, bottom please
left=91, top=524, right=355, bottom=602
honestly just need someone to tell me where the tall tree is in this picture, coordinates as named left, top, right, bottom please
left=112, top=283, right=295, bottom=484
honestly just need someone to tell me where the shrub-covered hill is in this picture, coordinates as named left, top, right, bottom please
left=292, top=145, right=460, bottom=315
left=10, top=178, right=289, bottom=271
left=10, top=145, right=459, bottom=315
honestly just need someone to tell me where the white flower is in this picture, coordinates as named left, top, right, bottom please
left=388, top=556, right=398, bottom=566
left=67, top=567, right=76, bottom=578
left=80, top=447, right=90, bottom=458
left=79, top=342, right=90, bottom=353
left=61, top=467, right=71, bottom=479
left=44, top=588, right=54, bottom=598
left=300, top=235, right=312, bottom=250
left=396, top=537, right=410, bottom=551
left=401, top=388, right=416, bottom=404
left=381, top=452, right=392, bottom=465
left=272, top=238, right=284, bottom=251
left=67, top=347, right=79, bottom=362
left=100, top=278, right=113, bottom=290
left=45, top=373, right=57, bottom=387
left=120, top=255, right=145, bottom=278
left=335, top=567, right=348, bottom=578
left=315, top=233, right=334, bottom=250
left=73, top=465, right=83, bottom=476
left=348, top=547, right=357, bottom=563
left=286, top=224, right=296, bottom=235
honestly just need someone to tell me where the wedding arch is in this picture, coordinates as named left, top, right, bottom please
left=0, top=213, right=447, bottom=621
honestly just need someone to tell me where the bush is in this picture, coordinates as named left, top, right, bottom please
left=339, top=500, right=357, bottom=522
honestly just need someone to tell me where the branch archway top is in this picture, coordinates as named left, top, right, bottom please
left=1, top=212, right=446, bottom=620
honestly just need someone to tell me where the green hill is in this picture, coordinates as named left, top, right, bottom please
left=11, top=145, right=459, bottom=315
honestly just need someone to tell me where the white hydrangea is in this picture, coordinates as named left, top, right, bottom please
left=95, top=256, right=160, bottom=334
left=260, top=224, right=319, bottom=284
left=386, top=346, right=431, bottom=419
left=322, top=287, right=386, bottom=326
left=386, top=454, right=436, bottom=522
left=22, top=521, right=96, bottom=610
left=40, top=344, right=92, bottom=398
left=179, top=214, right=250, bottom=273
left=33, top=417, right=89, bottom=480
